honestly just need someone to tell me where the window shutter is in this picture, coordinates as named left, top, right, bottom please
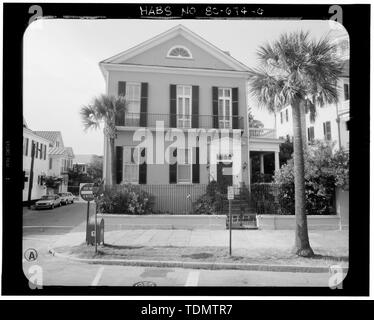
left=44, top=145, right=46, bottom=160
left=116, top=146, right=123, bottom=184
left=326, top=122, right=331, bottom=140
left=36, top=142, right=39, bottom=159
left=212, top=87, right=219, bottom=128
left=170, top=85, right=177, bottom=128
left=26, top=138, right=29, bottom=156
left=323, top=122, right=326, bottom=138
left=192, top=86, right=199, bottom=128
left=192, top=147, right=200, bottom=183
left=140, top=83, right=148, bottom=127
left=139, top=148, right=147, bottom=184
left=116, top=81, right=126, bottom=126
left=232, top=87, right=239, bottom=129
left=169, top=148, right=177, bottom=183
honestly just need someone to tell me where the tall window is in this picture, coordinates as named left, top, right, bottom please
left=126, top=83, right=141, bottom=126
left=280, top=111, right=283, bottom=124
left=123, top=146, right=139, bottom=183
left=177, top=85, right=192, bottom=128
left=344, top=83, right=350, bottom=100
left=307, top=126, right=315, bottom=142
left=43, top=145, right=47, bottom=160
left=323, top=121, right=332, bottom=141
left=218, top=88, right=232, bottom=129
left=23, top=137, right=29, bottom=156
left=285, top=109, right=289, bottom=122
left=49, top=158, right=52, bottom=170
left=177, top=148, right=192, bottom=184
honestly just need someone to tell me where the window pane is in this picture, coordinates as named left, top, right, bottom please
left=218, top=100, right=224, bottom=116
left=124, top=164, right=138, bottom=182
left=225, top=89, right=230, bottom=97
left=184, top=86, right=191, bottom=96
left=177, top=86, right=183, bottom=95
left=218, top=89, right=223, bottom=97
left=178, top=98, right=183, bottom=114
left=178, top=165, right=191, bottom=182
left=185, top=98, right=190, bottom=114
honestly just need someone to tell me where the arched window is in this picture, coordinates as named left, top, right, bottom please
left=167, top=46, right=192, bottom=59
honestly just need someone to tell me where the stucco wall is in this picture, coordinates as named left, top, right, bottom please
left=123, top=34, right=233, bottom=71
left=23, top=130, right=50, bottom=201
left=107, top=70, right=248, bottom=124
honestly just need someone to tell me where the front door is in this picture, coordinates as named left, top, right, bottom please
left=217, top=162, right=233, bottom=189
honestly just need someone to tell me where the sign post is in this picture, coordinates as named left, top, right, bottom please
left=227, top=186, right=234, bottom=256
left=80, top=183, right=94, bottom=247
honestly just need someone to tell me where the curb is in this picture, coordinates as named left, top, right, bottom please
left=48, top=247, right=348, bottom=274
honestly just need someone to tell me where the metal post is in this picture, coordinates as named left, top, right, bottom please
left=94, top=202, right=97, bottom=253
left=229, top=199, right=232, bottom=256
left=27, top=142, right=35, bottom=208
left=86, top=201, right=90, bottom=244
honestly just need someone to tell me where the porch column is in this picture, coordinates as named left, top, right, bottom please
left=260, top=154, right=264, bottom=174
left=274, top=151, right=280, bottom=172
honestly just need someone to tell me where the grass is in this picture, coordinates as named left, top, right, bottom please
left=57, top=243, right=348, bottom=267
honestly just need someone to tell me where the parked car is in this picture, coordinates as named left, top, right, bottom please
left=35, top=195, right=61, bottom=209
left=58, top=192, right=74, bottom=205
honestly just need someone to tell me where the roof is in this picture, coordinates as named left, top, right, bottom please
left=49, top=147, right=74, bottom=157
left=23, top=117, right=28, bottom=128
left=34, top=131, right=62, bottom=143
left=100, top=24, right=250, bottom=72
left=65, top=147, right=75, bottom=157
left=48, top=147, right=66, bottom=156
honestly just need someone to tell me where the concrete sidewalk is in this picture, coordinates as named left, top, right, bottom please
left=51, top=222, right=348, bottom=257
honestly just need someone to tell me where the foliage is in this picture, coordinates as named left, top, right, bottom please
left=44, top=176, right=63, bottom=189
left=86, top=156, right=103, bottom=181
left=279, top=135, right=294, bottom=166
left=251, top=183, right=282, bottom=215
left=96, top=184, right=154, bottom=214
left=272, top=140, right=349, bottom=214
left=248, top=107, right=264, bottom=128
left=193, top=181, right=227, bottom=215
left=247, top=31, right=344, bottom=117
left=252, top=172, right=273, bottom=183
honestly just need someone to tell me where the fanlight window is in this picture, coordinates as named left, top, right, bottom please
left=167, top=46, right=192, bottom=59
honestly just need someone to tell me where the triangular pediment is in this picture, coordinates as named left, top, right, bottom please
left=101, top=25, right=249, bottom=72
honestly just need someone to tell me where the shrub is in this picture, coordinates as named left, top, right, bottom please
left=96, top=184, right=154, bottom=214
left=193, top=181, right=226, bottom=215
left=272, top=140, right=349, bottom=215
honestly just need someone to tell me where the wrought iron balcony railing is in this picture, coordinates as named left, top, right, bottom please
left=115, top=112, right=244, bottom=130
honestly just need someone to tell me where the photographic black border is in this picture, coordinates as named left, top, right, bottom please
left=2, top=2, right=370, bottom=296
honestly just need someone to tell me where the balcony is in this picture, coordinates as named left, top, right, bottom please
left=248, top=128, right=276, bottom=139
left=116, top=112, right=244, bottom=130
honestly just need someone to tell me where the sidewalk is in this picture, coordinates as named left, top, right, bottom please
left=50, top=222, right=349, bottom=272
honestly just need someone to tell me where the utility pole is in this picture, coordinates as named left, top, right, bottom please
left=27, top=142, right=35, bottom=208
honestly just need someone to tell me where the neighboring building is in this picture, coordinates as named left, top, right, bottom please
left=73, top=154, right=103, bottom=174
left=100, top=25, right=281, bottom=202
left=23, top=119, right=50, bottom=202
left=275, top=27, right=350, bottom=152
left=34, top=131, right=74, bottom=193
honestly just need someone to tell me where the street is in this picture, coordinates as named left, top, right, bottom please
left=23, top=203, right=334, bottom=287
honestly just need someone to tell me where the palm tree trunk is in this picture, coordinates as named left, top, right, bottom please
left=109, top=137, right=116, bottom=186
left=291, top=100, right=314, bottom=257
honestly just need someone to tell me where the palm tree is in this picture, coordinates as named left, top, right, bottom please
left=80, top=94, right=127, bottom=186
left=248, top=31, right=343, bottom=257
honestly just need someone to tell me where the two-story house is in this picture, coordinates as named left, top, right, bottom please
left=100, top=25, right=282, bottom=212
left=23, top=118, right=50, bottom=203
left=34, top=131, right=74, bottom=193
left=275, top=27, right=350, bottom=152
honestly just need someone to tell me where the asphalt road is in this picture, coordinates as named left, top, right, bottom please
left=22, top=203, right=334, bottom=288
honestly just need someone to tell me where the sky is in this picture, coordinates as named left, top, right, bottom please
left=23, top=19, right=340, bottom=155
